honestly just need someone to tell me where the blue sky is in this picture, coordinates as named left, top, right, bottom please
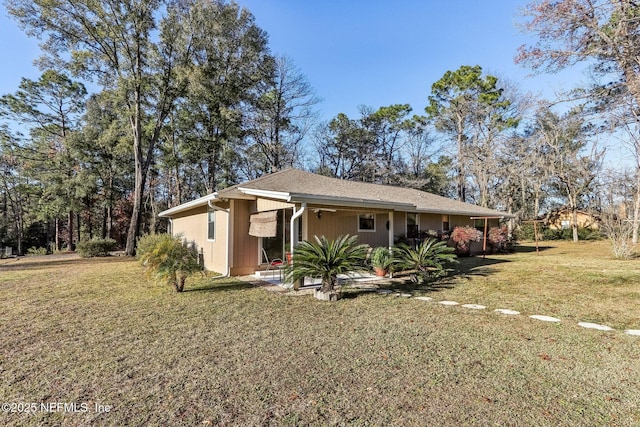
left=239, top=0, right=589, bottom=120
left=0, top=0, right=589, bottom=124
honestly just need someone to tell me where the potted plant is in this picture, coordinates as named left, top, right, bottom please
left=284, top=235, right=368, bottom=301
left=285, top=244, right=292, bottom=264
left=370, top=246, right=393, bottom=277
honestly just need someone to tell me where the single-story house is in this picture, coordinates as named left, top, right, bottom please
left=159, top=169, right=513, bottom=276
left=542, top=208, right=601, bottom=230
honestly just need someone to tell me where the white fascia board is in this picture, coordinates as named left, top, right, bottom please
left=291, top=193, right=416, bottom=211
left=159, top=193, right=219, bottom=217
left=237, top=187, right=291, bottom=200
left=416, top=207, right=514, bottom=218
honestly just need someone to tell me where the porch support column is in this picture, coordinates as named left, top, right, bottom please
left=388, top=211, right=394, bottom=249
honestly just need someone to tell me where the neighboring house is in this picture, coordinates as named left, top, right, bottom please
left=159, top=169, right=513, bottom=275
left=542, top=208, right=601, bottom=230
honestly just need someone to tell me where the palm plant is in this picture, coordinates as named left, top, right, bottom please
left=284, top=234, right=369, bottom=296
left=370, top=246, right=396, bottom=276
left=393, top=238, right=457, bottom=282
left=137, top=233, right=203, bottom=292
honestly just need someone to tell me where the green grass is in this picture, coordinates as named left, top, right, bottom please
left=1, top=242, right=639, bottom=426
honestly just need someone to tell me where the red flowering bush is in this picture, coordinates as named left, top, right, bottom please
left=488, top=227, right=509, bottom=253
left=450, top=226, right=482, bottom=255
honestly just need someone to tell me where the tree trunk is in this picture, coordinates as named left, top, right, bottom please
left=571, top=207, right=579, bottom=243
left=68, top=210, right=75, bottom=251
left=55, top=218, right=60, bottom=251
left=633, top=173, right=640, bottom=245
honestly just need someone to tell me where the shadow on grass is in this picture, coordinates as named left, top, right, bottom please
left=512, top=244, right=555, bottom=253
left=0, top=255, right=132, bottom=271
left=368, top=255, right=513, bottom=296
left=184, top=279, right=255, bottom=293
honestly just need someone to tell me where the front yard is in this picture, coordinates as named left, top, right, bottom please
left=0, top=241, right=639, bottom=426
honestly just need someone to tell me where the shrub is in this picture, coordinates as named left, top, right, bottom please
left=600, top=214, right=636, bottom=260
left=26, top=246, right=48, bottom=256
left=488, top=227, right=510, bottom=253
left=137, top=233, right=204, bottom=292
left=76, top=238, right=116, bottom=258
left=514, top=223, right=537, bottom=241
left=393, top=238, right=457, bottom=283
left=284, top=235, right=369, bottom=297
left=543, top=227, right=602, bottom=241
left=450, top=226, right=482, bottom=255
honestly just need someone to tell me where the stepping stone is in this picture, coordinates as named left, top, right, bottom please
left=494, top=308, right=520, bottom=315
left=415, top=296, right=433, bottom=301
left=377, top=289, right=393, bottom=295
left=400, top=293, right=412, bottom=298
left=529, top=315, right=561, bottom=323
left=578, top=322, right=613, bottom=331
left=625, top=329, right=640, bottom=336
left=462, top=304, right=486, bottom=310
left=439, top=300, right=459, bottom=306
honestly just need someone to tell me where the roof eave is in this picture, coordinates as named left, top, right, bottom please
left=159, top=193, right=219, bottom=218
left=290, top=193, right=416, bottom=210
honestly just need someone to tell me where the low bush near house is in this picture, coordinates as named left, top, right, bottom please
left=137, top=233, right=203, bottom=292
left=77, top=238, right=116, bottom=257
left=450, top=226, right=482, bottom=255
left=488, top=227, right=511, bottom=253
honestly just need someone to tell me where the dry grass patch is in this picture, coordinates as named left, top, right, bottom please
left=1, top=246, right=639, bottom=426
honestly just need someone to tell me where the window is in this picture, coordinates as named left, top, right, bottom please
left=561, top=220, right=570, bottom=230
left=407, top=212, right=418, bottom=238
left=207, top=208, right=215, bottom=240
left=442, top=215, right=450, bottom=231
left=358, top=213, right=376, bottom=232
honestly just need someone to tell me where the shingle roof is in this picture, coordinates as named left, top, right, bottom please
left=217, top=168, right=512, bottom=218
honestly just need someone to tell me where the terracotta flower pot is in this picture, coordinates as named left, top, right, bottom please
left=374, top=267, right=387, bottom=277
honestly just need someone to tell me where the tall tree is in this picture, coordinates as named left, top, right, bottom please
left=537, top=107, right=604, bottom=242
left=426, top=65, right=516, bottom=203
left=0, top=70, right=87, bottom=250
left=246, top=55, right=319, bottom=174
left=171, top=0, right=273, bottom=195
left=517, top=0, right=640, bottom=107
left=7, top=0, right=190, bottom=255
left=74, top=92, right=133, bottom=240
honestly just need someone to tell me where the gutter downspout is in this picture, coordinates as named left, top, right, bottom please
left=288, top=202, right=306, bottom=289
left=209, top=200, right=231, bottom=278
left=290, top=202, right=306, bottom=257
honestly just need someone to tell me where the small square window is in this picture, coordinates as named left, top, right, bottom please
left=358, top=213, right=376, bottom=232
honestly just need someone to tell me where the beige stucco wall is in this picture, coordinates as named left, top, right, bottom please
left=306, top=209, right=395, bottom=248
left=170, top=203, right=229, bottom=274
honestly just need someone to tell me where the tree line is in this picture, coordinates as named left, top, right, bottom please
left=1, top=0, right=639, bottom=255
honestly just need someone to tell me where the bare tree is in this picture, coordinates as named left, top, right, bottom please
left=247, top=55, right=320, bottom=174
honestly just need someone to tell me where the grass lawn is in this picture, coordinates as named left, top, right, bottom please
left=0, top=241, right=639, bottom=426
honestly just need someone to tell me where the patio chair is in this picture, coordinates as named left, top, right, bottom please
left=261, top=248, right=284, bottom=271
